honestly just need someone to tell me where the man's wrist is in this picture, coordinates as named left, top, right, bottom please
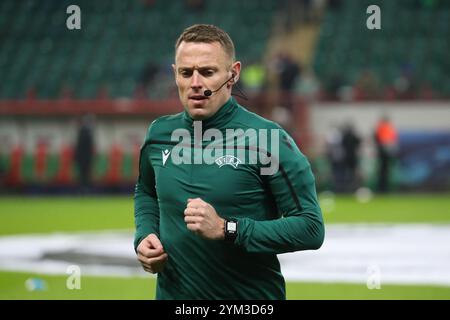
left=219, top=218, right=225, bottom=240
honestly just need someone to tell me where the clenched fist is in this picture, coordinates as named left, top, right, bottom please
left=184, top=198, right=225, bottom=240
left=136, top=233, right=168, bottom=274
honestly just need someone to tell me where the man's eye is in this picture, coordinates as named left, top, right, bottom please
left=202, top=70, right=214, bottom=77
left=180, top=71, right=192, bottom=77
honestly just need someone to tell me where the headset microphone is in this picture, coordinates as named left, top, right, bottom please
left=203, top=74, right=235, bottom=97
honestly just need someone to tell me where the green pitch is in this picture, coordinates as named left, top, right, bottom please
left=0, top=196, right=136, bottom=236
left=1, top=194, right=450, bottom=299
left=1, top=194, right=449, bottom=236
left=2, top=272, right=450, bottom=300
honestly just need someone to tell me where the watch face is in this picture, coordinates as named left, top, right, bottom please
left=227, top=221, right=237, bottom=232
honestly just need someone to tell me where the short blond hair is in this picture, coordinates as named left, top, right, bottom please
left=175, top=24, right=235, bottom=62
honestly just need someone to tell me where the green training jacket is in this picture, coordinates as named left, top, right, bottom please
left=134, top=97, right=324, bottom=299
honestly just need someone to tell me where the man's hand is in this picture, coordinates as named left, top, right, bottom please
left=184, top=198, right=225, bottom=240
left=136, top=233, right=168, bottom=274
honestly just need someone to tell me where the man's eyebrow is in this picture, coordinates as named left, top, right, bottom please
left=198, top=66, right=219, bottom=71
left=177, top=66, right=219, bottom=72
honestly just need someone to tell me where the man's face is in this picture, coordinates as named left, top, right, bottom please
left=173, top=41, right=240, bottom=120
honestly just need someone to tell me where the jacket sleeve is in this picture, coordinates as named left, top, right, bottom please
left=234, top=129, right=325, bottom=254
left=133, top=126, right=160, bottom=252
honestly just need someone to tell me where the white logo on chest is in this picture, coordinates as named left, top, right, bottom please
left=162, top=149, right=171, bottom=166
left=215, top=155, right=241, bottom=169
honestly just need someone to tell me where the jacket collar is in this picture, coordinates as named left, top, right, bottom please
left=183, top=97, right=237, bottom=131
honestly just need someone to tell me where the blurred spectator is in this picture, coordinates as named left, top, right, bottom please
left=279, top=55, right=301, bottom=106
left=272, top=52, right=301, bottom=110
left=341, top=123, right=361, bottom=192
left=75, top=114, right=95, bottom=191
left=374, top=116, right=398, bottom=193
left=325, top=124, right=345, bottom=192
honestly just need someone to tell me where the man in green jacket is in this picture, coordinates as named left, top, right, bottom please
left=134, top=24, right=324, bottom=300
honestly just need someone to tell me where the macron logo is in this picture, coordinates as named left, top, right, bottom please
left=162, top=149, right=171, bottom=166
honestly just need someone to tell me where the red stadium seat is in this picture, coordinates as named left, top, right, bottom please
left=34, top=141, right=48, bottom=183
left=105, top=144, right=123, bottom=185
left=5, top=144, right=24, bottom=187
left=54, top=144, right=74, bottom=185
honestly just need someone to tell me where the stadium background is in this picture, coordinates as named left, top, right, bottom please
left=0, top=0, right=449, bottom=299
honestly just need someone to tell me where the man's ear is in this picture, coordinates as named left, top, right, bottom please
left=171, top=64, right=176, bottom=77
left=172, top=64, right=180, bottom=86
left=230, top=61, right=241, bottom=84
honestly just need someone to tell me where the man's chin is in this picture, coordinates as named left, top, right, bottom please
left=190, top=112, right=209, bottom=121
left=188, top=107, right=210, bottom=120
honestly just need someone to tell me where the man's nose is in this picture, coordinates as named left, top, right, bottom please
left=190, top=71, right=203, bottom=89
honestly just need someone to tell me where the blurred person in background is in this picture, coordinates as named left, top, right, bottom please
left=341, top=123, right=361, bottom=192
left=267, top=52, right=301, bottom=132
left=74, top=114, right=95, bottom=192
left=276, top=52, right=301, bottom=111
left=134, top=24, right=324, bottom=300
left=325, top=124, right=345, bottom=192
left=375, top=116, right=398, bottom=193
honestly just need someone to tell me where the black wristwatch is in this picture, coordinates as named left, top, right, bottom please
left=224, top=218, right=238, bottom=242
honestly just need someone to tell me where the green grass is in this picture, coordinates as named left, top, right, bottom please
left=0, top=196, right=135, bottom=236
left=1, top=194, right=449, bottom=236
left=287, top=281, right=450, bottom=300
left=0, top=271, right=155, bottom=300
left=1, top=194, right=449, bottom=300
left=1, top=271, right=449, bottom=300
left=321, top=194, right=450, bottom=224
